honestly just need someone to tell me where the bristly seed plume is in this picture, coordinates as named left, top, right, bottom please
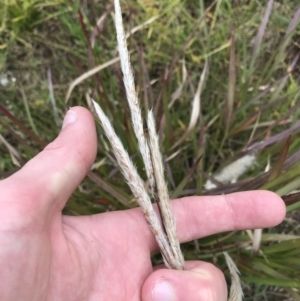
left=147, top=110, right=184, bottom=269
left=91, top=0, right=243, bottom=300
left=111, top=0, right=184, bottom=270
left=92, top=99, right=179, bottom=269
left=224, top=252, right=243, bottom=301
left=114, top=0, right=155, bottom=196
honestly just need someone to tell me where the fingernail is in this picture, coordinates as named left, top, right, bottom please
left=62, top=109, right=77, bottom=128
left=152, top=279, right=176, bottom=301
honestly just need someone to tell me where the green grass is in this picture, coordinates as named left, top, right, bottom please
left=1, top=0, right=300, bottom=299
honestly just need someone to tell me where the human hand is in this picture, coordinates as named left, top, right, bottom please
left=0, top=107, right=285, bottom=301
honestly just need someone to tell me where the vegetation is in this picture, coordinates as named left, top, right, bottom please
left=1, top=0, right=300, bottom=299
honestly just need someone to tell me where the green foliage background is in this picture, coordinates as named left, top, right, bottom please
left=1, top=0, right=300, bottom=299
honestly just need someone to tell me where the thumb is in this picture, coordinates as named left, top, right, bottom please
left=0, top=106, right=97, bottom=220
left=142, top=261, right=227, bottom=301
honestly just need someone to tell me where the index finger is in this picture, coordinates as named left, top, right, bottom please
left=118, top=190, right=285, bottom=252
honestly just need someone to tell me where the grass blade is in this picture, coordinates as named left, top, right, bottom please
left=0, top=105, right=45, bottom=147
left=226, top=29, right=236, bottom=132
left=47, top=68, right=61, bottom=126
left=20, top=86, right=39, bottom=136
left=268, top=135, right=291, bottom=181
left=284, top=6, right=300, bottom=38
left=65, top=56, right=120, bottom=102
left=171, top=154, right=202, bottom=199
left=172, top=61, right=208, bottom=149
left=242, top=276, right=300, bottom=288
left=0, top=133, right=22, bottom=167
left=246, top=121, right=300, bottom=153
left=251, top=0, right=274, bottom=61
left=87, top=171, right=133, bottom=208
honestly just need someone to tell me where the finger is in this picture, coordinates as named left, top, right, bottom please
left=105, top=190, right=285, bottom=252
left=142, top=261, right=227, bottom=301
left=0, top=107, right=97, bottom=217
left=172, top=190, right=285, bottom=243
left=152, top=261, right=215, bottom=271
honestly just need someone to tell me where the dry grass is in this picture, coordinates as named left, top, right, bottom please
left=1, top=0, right=300, bottom=299
left=92, top=0, right=243, bottom=298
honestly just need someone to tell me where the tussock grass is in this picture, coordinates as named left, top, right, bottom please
left=1, top=0, right=300, bottom=299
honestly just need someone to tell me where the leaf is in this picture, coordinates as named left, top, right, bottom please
left=284, top=6, right=300, bottom=39
left=287, top=201, right=300, bottom=213
left=268, top=135, right=291, bottom=181
left=282, top=192, right=300, bottom=206
left=251, top=260, right=297, bottom=281
left=251, top=0, right=274, bottom=61
left=230, top=113, right=260, bottom=136
left=87, top=171, right=133, bottom=208
left=90, top=3, right=114, bottom=48
left=171, top=154, right=202, bottom=199
left=246, top=121, right=300, bottom=153
left=65, top=56, right=120, bottom=102
left=263, top=239, right=300, bottom=255
left=0, top=119, right=36, bottom=156
left=225, top=29, right=236, bottom=131
left=20, top=85, right=39, bottom=136
left=168, top=60, right=187, bottom=109
left=0, top=105, right=45, bottom=147
left=0, top=133, right=22, bottom=167
left=242, top=276, right=300, bottom=288
left=276, top=177, right=300, bottom=196
left=172, top=61, right=208, bottom=149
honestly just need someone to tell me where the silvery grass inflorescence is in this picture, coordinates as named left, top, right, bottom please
left=205, top=154, right=256, bottom=190
left=93, top=0, right=184, bottom=271
left=92, top=100, right=183, bottom=270
left=92, top=0, right=243, bottom=300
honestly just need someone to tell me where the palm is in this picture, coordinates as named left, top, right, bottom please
left=58, top=213, right=155, bottom=301
left=0, top=107, right=285, bottom=301
left=45, top=214, right=153, bottom=300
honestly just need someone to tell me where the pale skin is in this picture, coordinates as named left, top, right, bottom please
left=0, top=107, right=285, bottom=301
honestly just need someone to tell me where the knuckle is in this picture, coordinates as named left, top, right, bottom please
left=196, top=283, right=216, bottom=301
left=191, top=262, right=227, bottom=301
